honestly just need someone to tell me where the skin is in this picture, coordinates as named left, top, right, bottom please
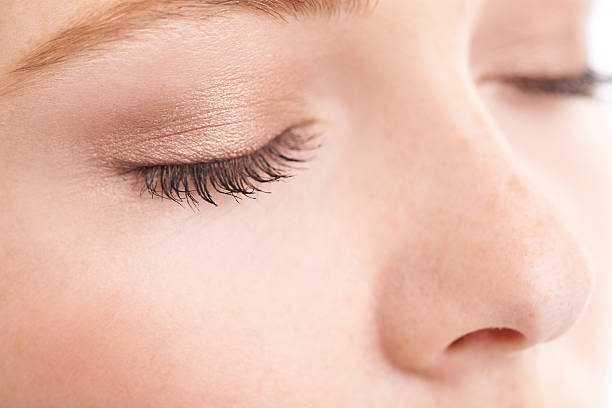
left=1, top=0, right=611, bottom=406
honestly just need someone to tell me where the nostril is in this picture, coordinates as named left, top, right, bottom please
left=446, top=328, right=527, bottom=352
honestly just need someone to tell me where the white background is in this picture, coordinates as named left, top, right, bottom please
left=591, top=0, right=612, bottom=71
left=591, top=0, right=612, bottom=102
left=590, top=2, right=612, bottom=406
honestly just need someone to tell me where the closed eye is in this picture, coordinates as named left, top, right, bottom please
left=499, top=69, right=612, bottom=98
left=127, top=125, right=320, bottom=208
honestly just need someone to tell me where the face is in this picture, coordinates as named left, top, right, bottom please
left=1, top=0, right=611, bottom=406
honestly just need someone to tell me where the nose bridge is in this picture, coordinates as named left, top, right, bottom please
left=374, top=81, right=595, bottom=372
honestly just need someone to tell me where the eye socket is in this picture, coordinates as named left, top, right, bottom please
left=497, top=69, right=612, bottom=98
left=128, top=125, right=319, bottom=207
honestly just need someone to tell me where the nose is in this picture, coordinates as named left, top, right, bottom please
left=375, top=89, right=595, bottom=373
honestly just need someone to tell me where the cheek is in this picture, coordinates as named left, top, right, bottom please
left=483, top=90, right=612, bottom=372
left=482, top=89, right=612, bottom=248
left=0, top=209, right=248, bottom=405
left=0, top=192, right=376, bottom=407
left=488, top=94, right=612, bottom=288
left=0, top=219, right=201, bottom=405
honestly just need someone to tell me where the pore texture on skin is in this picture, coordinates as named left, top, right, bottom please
left=0, top=0, right=611, bottom=407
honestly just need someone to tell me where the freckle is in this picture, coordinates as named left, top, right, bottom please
left=12, top=331, right=24, bottom=357
left=506, top=173, right=529, bottom=198
left=483, top=190, right=499, bottom=211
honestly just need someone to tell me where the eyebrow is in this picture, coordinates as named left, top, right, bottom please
left=3, top=0, right=371, bottom=93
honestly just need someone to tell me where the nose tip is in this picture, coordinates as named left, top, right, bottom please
left=375, top=175, right=596, bottom=373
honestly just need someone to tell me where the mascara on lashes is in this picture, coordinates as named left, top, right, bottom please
left=499, top=69, right=612, bottom=97
left=129, top=125, right=318, bottom=207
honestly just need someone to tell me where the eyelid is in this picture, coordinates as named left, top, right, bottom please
left=127, top=123, right=320, bottom=207
left=492, top=69, right=612, bottom=98
left=94, top=86, right=311, bottom=169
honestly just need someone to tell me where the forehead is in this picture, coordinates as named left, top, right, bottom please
left=0, top=0, right=592, bottom=78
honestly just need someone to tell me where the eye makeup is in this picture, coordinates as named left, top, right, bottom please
left=126, top=124, right=320, bottom=207
left=500, top=69, right=612, bottom=98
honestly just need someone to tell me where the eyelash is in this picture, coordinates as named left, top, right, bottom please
left=500, top=68, right=611, bottom=97
left=130, top=127, right=317, bottom=207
